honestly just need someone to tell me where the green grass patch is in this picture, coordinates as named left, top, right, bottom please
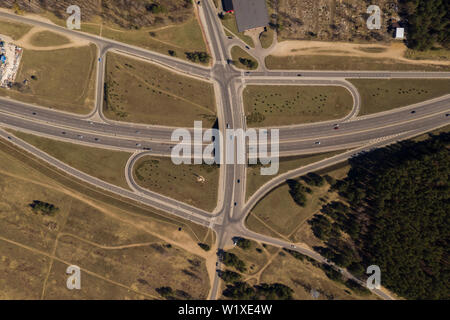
left=405, top=47, right=450, bottom=61
left=260, top=248, right=377, bottom=300
left=231, top=46, right=258, bottom=70
left=265, top=55, right=450, bottom=71
left=0, top=44, right=97, bottom=114
left=0, top=19, right=32, bottom=40
left=356, top=47, right=388, bottom=53
left=227, top=240, right=269, bottom=275
left=28, top=30, right=71, bottom=47
left=349, top=79, right=450, bottom=115
left=244, top=85, right=353, bottom=127
left=9, top=130, right=132, bottom=190
left=246, top=151, right=346, bottom=200
left=260, top=28, right=274, bottom=49
left=247, top=163, right=350, bottom=239
left=104, top=52, right=216, bottom=127
left=249, top=180, right=333, bottom=237
left=101, top=17, right=207, bottom=63
left=133, top=156, right=219, bottom=212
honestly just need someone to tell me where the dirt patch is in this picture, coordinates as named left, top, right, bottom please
left=270, top=40, right=450, bottom=66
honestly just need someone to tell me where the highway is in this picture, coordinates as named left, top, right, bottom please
left=0, top=0, right=449, bottom=301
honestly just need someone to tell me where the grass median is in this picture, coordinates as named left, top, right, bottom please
left=231, top=46, right=258, bottom=70
left=246, top=163, right=349, bottom=243
left=9, top=130, right=132, bottom=190
left=244, top=85, right=353, bottom=127
left=133, top=156, right=219, bottom=212
left=104, top=52, right=217, bottom=127
left=349, top=79, right=450, bottom=115
left=246, top=151, right=347, bottom=200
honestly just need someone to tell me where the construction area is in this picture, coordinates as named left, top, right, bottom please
left=0, top=35, right=23, bottom=88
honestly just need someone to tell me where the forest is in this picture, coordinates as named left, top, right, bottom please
left=401, top=0, right=450, bottom=50
left=309, top=132, right=449, bottom=299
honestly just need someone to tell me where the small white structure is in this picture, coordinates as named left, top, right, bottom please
left=395, top=27, right=405, bottom=39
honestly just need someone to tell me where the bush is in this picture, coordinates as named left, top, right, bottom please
left=29, top=200, right=59, bottom=216
left=223, top=282, right=293, bottom=300
left=239, top=57, right=257, bottom=69
left=198, top=243, right=210, bottom=251
left=185, top=51, right=210, bottom=63
left=218, top=270, right=241, bottom=283
left=156, top=286, right=173, bottom=298
left=246, top=111, right=265, bottom=124
left=234, top=237, right=251, bottom=250
left=218, top=250, right=246, bottom=272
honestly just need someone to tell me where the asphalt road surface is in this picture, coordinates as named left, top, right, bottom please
left=0, top=0, right=449, bottom=301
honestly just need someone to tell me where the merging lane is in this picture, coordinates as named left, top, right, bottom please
left=0, top=1, right=449, bottom=301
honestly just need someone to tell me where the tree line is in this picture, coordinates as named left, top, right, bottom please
left=309, top=132, right=449, bottom=299
left=401, top=0, right=450, bottom=50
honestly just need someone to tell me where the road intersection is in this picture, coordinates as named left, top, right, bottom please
left=0, top=0, right=449, bottom=300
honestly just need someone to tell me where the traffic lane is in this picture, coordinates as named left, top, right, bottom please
left=241, top=118, right=449, bottom=223
left=276, top=96, right=450, bottom=140
left=250, top=71, right=450, bottom=78
left=2, top=109, right=448, bottom=158
left=201, top=0, right=227, bottom=62
left=0, top=11, right=211, bottom=79
left=1, top=89, right=447, bottom=143
left=0, top=113, right=180, bottom=154
left=0, top=99, right=194, bottom=141
left=276, top=111, right=449, bottom=153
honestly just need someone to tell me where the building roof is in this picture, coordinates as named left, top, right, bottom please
left=395, top=27, right=404, bottom=39
left=222, top=0, right=234, bottom=12
left=232, top=0, right=269, bottom=32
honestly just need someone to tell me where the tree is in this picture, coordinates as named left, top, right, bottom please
left=319, top=132, right=450, bottom=299
left=239, top=57, right=257, bottom=69
left=198, top=243, right=210, bottom=251
left=29, top=200, right=59, bottom=216
left=185, top=51, right=210, bottom=63
left=234, top=237, right=252, bottom=250
left=218, top=270, right=241, bottom=283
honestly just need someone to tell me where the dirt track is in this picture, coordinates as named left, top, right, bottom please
left=270, top=40, right=450, bottom=66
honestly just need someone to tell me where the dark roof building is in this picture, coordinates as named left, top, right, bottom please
left=232, top=0, right=269, bottom=32
left=222, top=0, right=234, bottom=13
